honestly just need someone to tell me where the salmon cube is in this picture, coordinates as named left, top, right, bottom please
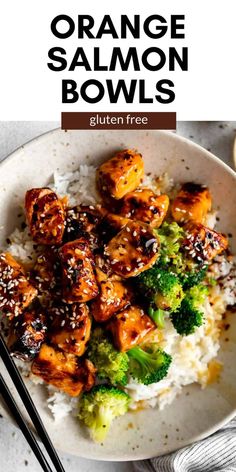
left=64, top=204, right=104, bottom=250
left=8, top=307, right=47, bottom=361
left=120, top=188, right=169, bottom=227
left=98, top=213, right=131, bottom=244
left=91, top=267, right=133, bottom=322
left=59, top=239, right=99, bottom=303
left=106, top=305, right=155, bottom=352
left=171, top=183, right=212, bottom=224
left=31, top=344, right=96, bottom=396
left=32, top=247, right=61, bottom=299
left=97, top=149, right=144, bottom=200
left=49, top=303, right=91, bottom=357
left=105, top=221, right=159, bottom=278
left=25, top=188, right=66, bottom=245
left=0, top=253, right=37, bottom=318
left=183, top=223, right=228, bottom=262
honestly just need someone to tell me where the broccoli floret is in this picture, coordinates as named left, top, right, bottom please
left=138, top=266, right=184, bottom=313
left=127, top=344, right=172, bottom=385
left=148, top=307, right=165, bottom=328
left=154, top=271, right=184, bottom=311
left=78, top=385, right=130, bottom=442
left=155, top=223, right=209, bottom=288
left=155, top=222, right=184, bottom=268
left=186, top=284, right=209, bottom=307
left=171, top=299, right=203, bottom=336
left=179, top=265, right=208, bottom=289
left=170, top=284, right=208, bottom=335
left=87, top=328, right=129, bottom=386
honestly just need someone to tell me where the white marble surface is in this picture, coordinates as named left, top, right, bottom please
left=0, top=121, right=235, bottom=472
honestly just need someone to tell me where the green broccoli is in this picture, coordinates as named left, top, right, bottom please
left=186, top=284, right=209, bottom=307
left=155, top=222, right=184, bottom=269
left=170, top=299, right=203, bottom=336
left=148, top=307, right=165, bottom=328
left=87, top=328, right=129, bottom=386
left=78, top=385, right=131, bottom=442
left=154, top=270, right=184, bottom=311
left=138, top=266, right=184, bottom=313
left=170, top=284, right=208, bottom=335
left=155, top=222, right=209, bottom=288
left=179, top=265, right=208, bottom=289
left=127, top=344, right=172, bottom=385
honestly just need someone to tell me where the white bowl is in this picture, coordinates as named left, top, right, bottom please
left=0, top=129, right=236, bottom=461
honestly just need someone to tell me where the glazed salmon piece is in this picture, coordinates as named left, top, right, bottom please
left=91, top=266, right=133, bottom=322
left=32, top=247, right=61, bottom=299
left=120, top=188, right=169, bottom=227
left=0, top=253, right=38, bottom=318
left=106, top=305, right=155, bottom=352
left=98, top=213, right=132, bottom=244
left=105, top=221, right=159, bottom=278
left=182, top=222, right=228, bottom=262
left=31, top=344, right=96, bottom=396
left=49, top=303, right=91, bottom=357
left=97, top=149, right=144, bottom=200
left=64, top=204, right=105, bottom=250
left=8, top=307, right=47, bottom=361
left=25, top=188, right=66, bottom=245
left=59, top=238, right=99, bottom=303
left=171, top=183, right=212, bottom=224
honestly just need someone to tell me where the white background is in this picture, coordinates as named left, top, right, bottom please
left=0, top=0, right=235, bottom=120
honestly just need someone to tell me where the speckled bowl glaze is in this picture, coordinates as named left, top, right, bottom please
left=0, top=129, right=236, bottom=461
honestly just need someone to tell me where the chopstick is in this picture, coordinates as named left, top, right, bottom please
left=0, top=333, right=65, bottom=472
left=0, top=374, right=53, bottom=472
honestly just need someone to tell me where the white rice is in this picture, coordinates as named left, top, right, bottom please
left=126, top=297, right=225, bottom=409
left=4, top=227, right=40, bottom=266
left=4, top=164, right=236, bottom=420
left=46, top=386, right=78, bottom=422
left=142, top=172, right=174, bottom=196
left=51, top=165, right=99, bottom=206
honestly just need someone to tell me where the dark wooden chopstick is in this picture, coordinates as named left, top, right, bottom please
left=0, top=333, right=65, bottom=472
left=0, top=373, right=53, bottom=472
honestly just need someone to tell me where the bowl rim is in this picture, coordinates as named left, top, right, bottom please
left=0, top=127, right=236, bottom=461
left=0, top=127, right=235, bottom=180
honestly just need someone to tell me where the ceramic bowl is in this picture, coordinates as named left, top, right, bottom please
left=0, top=129, right=236, bottom=461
